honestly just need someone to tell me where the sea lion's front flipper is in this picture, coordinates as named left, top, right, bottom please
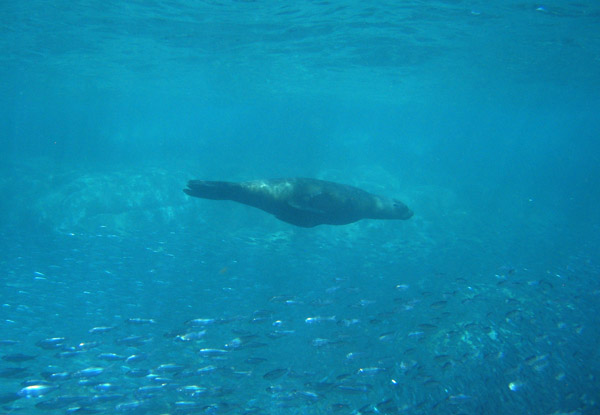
left=287, top=201, right=325, bottom=214
left=288, top=191, right=336, bottom=214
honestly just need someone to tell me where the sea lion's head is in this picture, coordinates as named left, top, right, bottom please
left=370, top=197, right=413, bottom=220
left=392, top=199, right=413, bottom=219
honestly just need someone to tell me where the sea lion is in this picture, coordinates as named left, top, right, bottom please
left=184, top=178, right=412, bottom=228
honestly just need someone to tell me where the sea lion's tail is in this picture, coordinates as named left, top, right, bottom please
left=184, top=180, right=241, bottom=200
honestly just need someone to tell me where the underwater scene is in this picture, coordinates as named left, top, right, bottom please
left=1, top=1, right=599, bottom=414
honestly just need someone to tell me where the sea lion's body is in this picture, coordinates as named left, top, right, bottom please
left=184, top=178, right=412, bottom=227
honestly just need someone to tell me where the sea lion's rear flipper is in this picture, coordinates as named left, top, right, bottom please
left=184, top=180, right=241, bottom=201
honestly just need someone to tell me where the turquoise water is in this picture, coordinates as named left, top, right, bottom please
left=1, top=1, right=599, bottom=414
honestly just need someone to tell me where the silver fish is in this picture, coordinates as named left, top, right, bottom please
left=18, top=384, right=58, bottom=398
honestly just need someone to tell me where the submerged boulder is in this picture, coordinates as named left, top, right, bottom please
left=1, top=161, right=195, bottom=235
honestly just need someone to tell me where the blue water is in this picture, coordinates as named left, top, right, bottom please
left=1, top=1, right=599, bottom=414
